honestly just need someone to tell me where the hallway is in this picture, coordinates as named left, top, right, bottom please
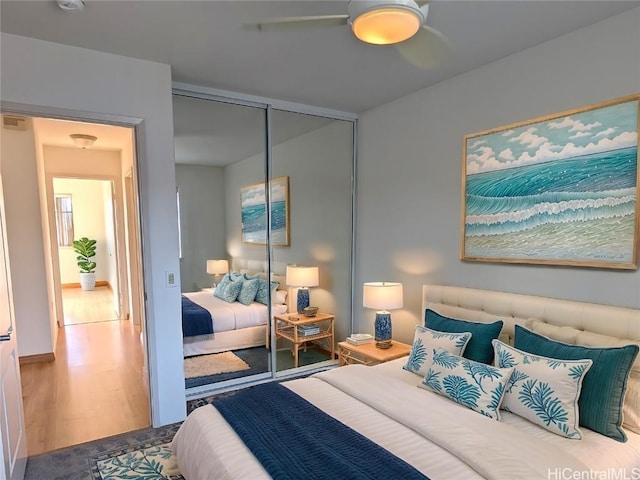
left=19, top=288, right=149, bottom=456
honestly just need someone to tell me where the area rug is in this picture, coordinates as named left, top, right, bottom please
left=24, top=423, right=182, bottom=480
left=185, top=347, right=269, bottom=389
left=184, top=351, right=250, bottom=379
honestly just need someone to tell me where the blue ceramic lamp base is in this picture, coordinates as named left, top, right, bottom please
left=296, top=288, right=310, bottom=314
left=374, top=312, right=392, bottom=349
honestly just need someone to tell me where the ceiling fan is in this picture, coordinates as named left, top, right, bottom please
left=253, top=0, right=452, bottom=69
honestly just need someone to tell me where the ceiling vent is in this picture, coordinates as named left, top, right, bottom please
left=2, top=115, right=27, bottom=131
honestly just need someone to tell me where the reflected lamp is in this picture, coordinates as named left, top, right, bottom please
left=286, top=265, right=319, bottom=313
left=363, top=282, right=403, bottom=349
left=206, top=259, right=229, bottom=287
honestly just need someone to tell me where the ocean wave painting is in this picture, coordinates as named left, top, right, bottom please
left=462, top=96, right=639, bottom=269
left=241, top=176, right=290, bottom=246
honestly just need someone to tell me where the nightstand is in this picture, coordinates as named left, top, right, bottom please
left=274, top=312, right=335, bottom=368
left=338, top=340, right=411, bottom=366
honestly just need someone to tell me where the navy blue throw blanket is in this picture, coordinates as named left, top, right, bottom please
left=214, top=382, right=429, bottom=480
left=181, top=295, right=213, bottom=337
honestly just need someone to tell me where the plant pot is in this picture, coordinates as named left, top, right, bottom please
left=80, top=272, right=96, bottom=291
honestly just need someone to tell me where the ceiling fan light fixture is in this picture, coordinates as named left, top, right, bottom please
left=351, top=7, right=421, bottom=45
left=70, top=133, right=97, bottom=148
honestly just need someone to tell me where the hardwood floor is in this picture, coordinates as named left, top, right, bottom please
left=20, top=288, right=150, bottom=456
left=62, top=286, right=118, bottom=325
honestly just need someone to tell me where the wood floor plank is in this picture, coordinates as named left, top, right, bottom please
left=20, top=287, right=150, bottom=456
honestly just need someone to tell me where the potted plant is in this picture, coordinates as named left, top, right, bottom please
left=73, top=237, right=97, bottom=291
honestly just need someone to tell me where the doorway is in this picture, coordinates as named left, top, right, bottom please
left=53, top=178, right=120, bottom=326
left=0, top=114, right=150, bottom=456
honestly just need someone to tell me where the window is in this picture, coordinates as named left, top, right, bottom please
left=177, top=188, right=182, bottom=259
left=54, top=194, right=74, bottom=247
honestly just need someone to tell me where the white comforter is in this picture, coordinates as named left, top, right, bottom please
left=183, top=291, right=286, bottom=333
left=172, top=359, right=640, bottom=479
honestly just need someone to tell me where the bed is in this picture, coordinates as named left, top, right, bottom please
left=182, top=271, right=288, bottom=358
left=173, top=284, right=640, bottom=479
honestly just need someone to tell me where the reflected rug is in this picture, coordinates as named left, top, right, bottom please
left=184, top=351, right=250, bottom=378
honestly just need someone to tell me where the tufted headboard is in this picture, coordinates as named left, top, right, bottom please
left=422, top=284, right=640, bottom=376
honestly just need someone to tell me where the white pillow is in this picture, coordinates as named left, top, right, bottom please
left=403, top=325, right=471, bottom=377
left=272, top=289, right=287, bottom=305
left=493, top=339, right=592, bottom=439
left=419, top=348, right=512, bottom=420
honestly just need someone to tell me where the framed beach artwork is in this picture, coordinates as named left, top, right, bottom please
left=461, top=94, right=639, bottom=269
left=241, top=176, right=290, bottom=246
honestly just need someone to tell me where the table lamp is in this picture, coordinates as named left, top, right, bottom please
left=206, top=259, right=229, bottom=287
left=286, top=265, right=319, bottom=313
left=363, top=282, right=403, bottom=349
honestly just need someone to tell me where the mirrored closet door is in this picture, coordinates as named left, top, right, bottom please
left=173, top=94, right=271, bottom=391
left=270, top=109, right=354, bottom=373
left=173, top=90, right=356, bottom=393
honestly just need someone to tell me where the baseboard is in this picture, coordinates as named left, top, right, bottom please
left=61, top=281, right=110, bottom=289
left=19, top=352, right=55, bottom=365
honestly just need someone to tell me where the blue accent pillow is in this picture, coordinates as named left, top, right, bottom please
left=514, top=325, right=639, bottom=443
left=418, top=348, right=513, bottom=420
left=425, top=309, right=503, bottom=364
left=214, top=277, right=243, bottom=303
left=213, top=273, right=233, bottom=295
left=254, top=278, right=279, bottom=305
left=237, top=278, right=260, bottom=306
left=493, top=339, right=592, bottom=439
left=403, top=326, right=472, bottom=377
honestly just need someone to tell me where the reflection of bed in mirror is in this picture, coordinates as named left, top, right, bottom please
left=182, top=267, right=288, bottom=357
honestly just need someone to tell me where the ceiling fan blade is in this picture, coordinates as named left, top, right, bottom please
left=395, top=24, right=453, bottom=69
left=252, top=15, right=349, bottom=32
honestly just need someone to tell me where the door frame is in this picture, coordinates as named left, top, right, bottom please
left=0, top=101, right=153, bottom=420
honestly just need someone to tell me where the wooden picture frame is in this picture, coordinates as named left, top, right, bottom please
left=461, top=94, right=639, bottom=269
left=241, top=176, right=290, bottom=246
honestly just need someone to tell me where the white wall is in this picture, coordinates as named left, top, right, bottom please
left=0, top=119, right=52, bottom=357
left=175, top=164, right=226, bottom=292
left=356, top=9, right=640, bottom=343
left=226, top=119, right=354, bottom=341
left=102, top=180, right=119, bottom=314
left=1, top=33, right=185, bottom=426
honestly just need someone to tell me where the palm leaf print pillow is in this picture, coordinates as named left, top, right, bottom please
left=418, top=348, right=513, bottom=420
left=403, top=326, right=471, bottom=377
left=493, top=340, right=592, bottom=439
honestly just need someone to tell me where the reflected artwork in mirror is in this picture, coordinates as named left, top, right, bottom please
left=241, top=176, right=290, bottom=246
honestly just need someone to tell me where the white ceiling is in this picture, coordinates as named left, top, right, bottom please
left=1, top=1, right=637, bottom=114
left=32, top=117, right=132, bottom=151
left=4, top=1, right=637, bottom=167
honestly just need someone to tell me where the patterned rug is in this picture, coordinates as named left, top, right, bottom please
left=24, top=423, right=183, bottom=480
left=184, top=351, right=250, bottom=379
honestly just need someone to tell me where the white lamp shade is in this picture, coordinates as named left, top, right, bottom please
left=206, top=259, right=229, bottom=275
left=351, top=7, right=421, bottom=45
left=363, top=282, right=403, bottom=310
left=286, top=265, right=319, bottom=287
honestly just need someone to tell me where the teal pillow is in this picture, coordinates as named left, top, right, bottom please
left=425, top=309, right=503, bottom=364
left=214, top=277, right=243, bottom=303
left=254, top=278, right=279, bottom=305
left=213, top=273, right=234, bottom=296
left=418, top=348, right=513, bottom=420
left=237, top=278, right=260, bottom=306
left=514, top=325, right=639, bottom=443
